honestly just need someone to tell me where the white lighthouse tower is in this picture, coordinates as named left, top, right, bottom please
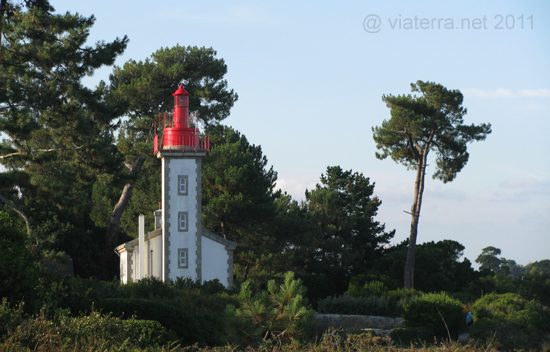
left=157, top=84, right=207, bottom=282
left=116, top=84, right=236, bottom=287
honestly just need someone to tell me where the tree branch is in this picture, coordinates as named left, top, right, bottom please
left=0, top=192, right=32, bottom=236
left=0, top=146, right=84, bottom=160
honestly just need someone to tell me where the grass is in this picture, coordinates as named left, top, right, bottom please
left=0, top=328, right=503, bottom=352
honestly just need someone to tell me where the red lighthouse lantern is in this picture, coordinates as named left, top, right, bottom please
left=154, top=83, right=209, bottom=153
left=172, top=84, right=189, bottom=128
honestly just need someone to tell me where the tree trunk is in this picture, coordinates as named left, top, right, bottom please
left=0, top=192, right=32, bottom=237
left=404, top=151, right=428, bottom=288
left=102, top=155, right=145, bottom=266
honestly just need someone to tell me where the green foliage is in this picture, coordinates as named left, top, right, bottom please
left=0, top=299, right=25, bottom=337
left=3, top=308, right=177, bottom=349
left=301, top=166, right=394, bottom=295
left=202, top=125, right=281, bottom=282
left=98, top=277, right=235, bottom=346
left=390, top=327, right=435, bottom=346
left=225, top=272, right=316, bottom=347
left=0, top=0, right=129, bottom=278
left=366, top=240, right=477, bottom=294
left=173, top=277, right=227, bottom=295
left=402, top=292, right=464, bottom=339
left=202, top=125, right=278, bottom=240
left=319, top=285, right=419, bottom=317
left=317, top=295, right=391, bottom=316
left=347, top=280, right=389, bottom=297
left=110, top=45, right=238, bottom=127
left=3, top=323, right=504, bottom=351
left=0, top=211, right=40, bottom=304
left=525, top=259, right=550, bottom=276
left=516, top=271, right=550, bottom=306
left=373, top=81, right=491, bottom=288
left=475, top=246, right=509, bottom=274
left=373, top=81, right=491, bottom=183
left=470, top=292, right=550, bottom=351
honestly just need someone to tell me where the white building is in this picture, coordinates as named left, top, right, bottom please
left=116, top=84, right=236, bottom=288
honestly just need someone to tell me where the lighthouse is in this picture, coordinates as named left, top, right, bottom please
left=116, top=84, right=236, bottom=287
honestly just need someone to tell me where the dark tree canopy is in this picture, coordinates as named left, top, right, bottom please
left=373, top=81, right=491, bottom=183
left=0, top=0, right=128, bottom=276
left=372, top=80, right=491, bottom=288
left=201, top=125, right=279, bottom=282
left=302, top=166, right=394, bottom=293
left=476, top=246, right=508, bottom=274
left=202, top=125, right=278, bottom=241
left=109, top=45, right=238, bottom=129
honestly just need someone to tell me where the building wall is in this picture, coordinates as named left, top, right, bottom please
left=150, top=235, right=162, bottom=278
left=119, top=250, right=129, bottom=283
left=202, top=236, right=233, bottom=287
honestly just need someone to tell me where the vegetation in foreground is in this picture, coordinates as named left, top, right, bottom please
left=1, top=265, right=549, bottom=351
left=0, top=329, right=510, bottom=352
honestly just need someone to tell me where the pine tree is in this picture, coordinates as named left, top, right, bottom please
left=0, top=0, right=128, bottom=275
left=372, top=80, right=491, bottom=288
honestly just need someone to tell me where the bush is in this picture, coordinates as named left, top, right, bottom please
left=342, top=278, right=419, bottom=317
left=96, top=297, right=224, bottom=346
left=173, top=277, right=227, bottom=295
left=0, top=299, right=25, bottom=338
left=390, top=327, right=435, bottom=346
left=0, top=212, right=41, bottom=309
left=317, top=295, right=391, bottom=316
left=346, top=279, right=388, bottom=297
left=470, top=293, right=550, bottom=351
left=5, top=309, right=177, bottom=349
left=225, top=272, right=316, bottom=347
left=382, top=287, right=419, bottom=316
left=402, top=292, right=464, bottom=339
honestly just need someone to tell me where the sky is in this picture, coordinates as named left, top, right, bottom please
left=47, top=0, right=550, bottom=268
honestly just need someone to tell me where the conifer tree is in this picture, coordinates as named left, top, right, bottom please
left=0, top=0, right=127, bottom=271
left=372, top=80, right=491, bottom=288
left=303, top=166, right=394, bottom=292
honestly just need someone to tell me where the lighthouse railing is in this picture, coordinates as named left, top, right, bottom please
left=154, top=113, right=210, bottom=153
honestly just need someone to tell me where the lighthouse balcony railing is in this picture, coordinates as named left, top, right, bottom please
left=154, top=133, right=210, bottom=154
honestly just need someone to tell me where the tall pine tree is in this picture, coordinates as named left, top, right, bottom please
left=0, top=0, right=128, bottom=276
left=372, top=80, right=491, bottom=288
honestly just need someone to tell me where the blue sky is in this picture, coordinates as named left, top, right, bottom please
left=49, top=0, right=550, bottom=267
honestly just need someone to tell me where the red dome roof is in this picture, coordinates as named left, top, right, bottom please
left=172, top=85, right=189, bottom=96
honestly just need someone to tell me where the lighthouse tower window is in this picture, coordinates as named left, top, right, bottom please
left=178, top=175, right=188, bottom=195
left=177, top=248, right=188, bottom=268
left=178, top=212, right=188, bottom=232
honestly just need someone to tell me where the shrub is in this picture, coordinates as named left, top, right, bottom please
left=0, top=212, right=41, bottom=309
left=317, top=295, right=391, bottom=316
left=390, top=327, right=435, bottom=346
left=470, top=292, right=550, bottom=351
left=346, top=279, right=388, bottom=297
left=225, top=272, right=316, bottom=347
left=0, top=299, right=25, bottom=338
left=402, top=292, right=464, bottom=339
left=382, top=287, right=419, bottom=316
left=342, top=278, right=419, bottom=317
left=5, top=309, right=177, bottom=349
left=173, top=277, right=227, bottom=295
left=96, top=297, right=223, bottom=346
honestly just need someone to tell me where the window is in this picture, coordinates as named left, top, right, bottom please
left=178, top=248, right=188, bottom=268
left=178, top=175, right=188, bottom=195
left=178, top=212, right=188, bottom=232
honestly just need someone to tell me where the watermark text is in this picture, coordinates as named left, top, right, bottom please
left=363, top=14, right=534, bottom=33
